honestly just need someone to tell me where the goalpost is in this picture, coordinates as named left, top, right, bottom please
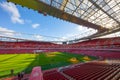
left=33, top=50, right=45, bottom=64
left=33, top=50, right=44, bottom=54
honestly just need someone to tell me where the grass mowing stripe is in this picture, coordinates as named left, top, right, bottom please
left=0, top=52, right=97, bottom=78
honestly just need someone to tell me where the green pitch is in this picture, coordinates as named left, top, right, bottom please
left=0, top=52, right=97, bottom=78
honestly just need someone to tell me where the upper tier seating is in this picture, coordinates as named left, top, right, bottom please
left=0, top=37, right=120, bottom=60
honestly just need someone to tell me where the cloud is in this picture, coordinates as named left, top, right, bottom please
left=53, top=33, right=77, bottom=41
left=100, top=31, right=120, bottom=38
left=33, top=35, right=44, bottom=40
left=32, top=23, right=40, bottom=29
left=0, top=2, right=24, bottom=24
left=54, top=26, right=98, bottom=41
left=33, top=25, right=98, bottom=41
left=75, top=25, right=97, bottom=37
left=0, top=26, right=15, bottom=37
left=76, top=25, right=93, bottom=32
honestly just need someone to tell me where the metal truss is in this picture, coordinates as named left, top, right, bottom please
left=40, top=0, right=120, bottom=29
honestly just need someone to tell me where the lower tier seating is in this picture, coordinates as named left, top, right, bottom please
left=3, top=60, right=120, bottom=80
left=62, top=60, right=120, bottom=80
left=43, top=70, right=68, bottom=80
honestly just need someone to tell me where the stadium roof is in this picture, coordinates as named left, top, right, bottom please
left=40, top=0, right=120, bottom=29
left=7, top=0, right=120, bottom=42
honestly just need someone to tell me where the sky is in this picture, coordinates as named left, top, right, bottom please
left=0, top=0, right=101, bottom=41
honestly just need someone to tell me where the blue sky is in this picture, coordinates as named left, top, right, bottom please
left=0, top=0, right=97, bottom=41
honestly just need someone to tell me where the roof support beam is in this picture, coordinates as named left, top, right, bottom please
left=60, top=0, right=69, bottom=11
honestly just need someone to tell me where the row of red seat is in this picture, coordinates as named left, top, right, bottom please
left=0, top=37, right=120, bottom=59
left=6, top=60, right=120, bottom=80
left=62, top=61, right=120, bottom=80
left=0, top=49, right=34, bottom=54
left=30, top=60, right=120, bottom=80
left=69, top=37, right=120, bottom=47
left=43, top=70, right=68, bottom=80
left=0, top=41, right=58, bottom=49
left=0, top=37, right=120, bottom=49
left=66, top=50, right=120, bottom=59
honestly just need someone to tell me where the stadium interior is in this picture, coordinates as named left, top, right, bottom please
left=0, top=0, right=120, bottom=80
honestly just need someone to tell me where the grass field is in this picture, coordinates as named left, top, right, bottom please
left=0, top=52, right=97, bottom=78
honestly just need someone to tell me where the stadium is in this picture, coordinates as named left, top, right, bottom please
left=0, top=0, right=120, bottom=80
